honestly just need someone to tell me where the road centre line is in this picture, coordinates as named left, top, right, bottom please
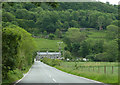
left=52, top=78, right=56, bottom=82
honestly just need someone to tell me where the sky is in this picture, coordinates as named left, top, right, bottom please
left=98, top=0, right=120, bottom=5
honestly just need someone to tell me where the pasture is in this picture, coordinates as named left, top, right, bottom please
left=34, top=38, right=66, bottom=52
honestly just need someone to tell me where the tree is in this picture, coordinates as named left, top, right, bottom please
left=55, top=29, right=62, bottom=38
left=97, top=16, right=105, bottom=30
left=2, top=25, right=36, bottom=79
left=56, top=20, right=63, bottom=29
left=103, top=40, right=118, bottom=61
left=79, top=41, right=89, bottom=57
left=43, top=31, right=47, bottom=36
left=111, top=20, right=118, bottom=26
left=15, top=9, right=36, bottom=21
left=64, top=51, right=72, bottom=60
left=64, top=28, right=86, bottom=43
left=69, top=20, right=79, bottom=28
left=2, top=12, right=16, bottom=22
left=106, top=25, right=118, bottom=39
left=63, top=28, right=87, bottom=57
left=92, top=40, right=104, bottom=54
left=49, top=33, right=55, bottom=40
left=71, top=43, right=80, bottom=56
left=94, top=53, right=108, bottom=61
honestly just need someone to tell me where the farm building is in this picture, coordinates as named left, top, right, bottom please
left=36, top=51, right=62, bottom=61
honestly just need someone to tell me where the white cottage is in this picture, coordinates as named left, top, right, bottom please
left=36, top=51, right=61, bottom=61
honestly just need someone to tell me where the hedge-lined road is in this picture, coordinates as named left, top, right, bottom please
left=16, top=61, right=102, bottom=84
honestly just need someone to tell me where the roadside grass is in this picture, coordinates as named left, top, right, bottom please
left=60, top=62, right=118, bottom=66
left=2, top=65, right=32, bottom=85
left=55, top=62, right=118, bottom=84
left=2, top=69, right=23, bottom=84
left=34, top=38, right=66, bottom=52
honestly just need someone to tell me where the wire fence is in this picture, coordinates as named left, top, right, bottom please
left=77, top=66, right=118, bottom=74
left=62, top=65, right=118, bottom=74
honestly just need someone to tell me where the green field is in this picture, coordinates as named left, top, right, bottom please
left=86, top=30, right=108, bottom=41
left=34, top=38, right=66, bottom=52
left=88, top=30, right=106, bottom=38
left=55, top=62, right=118, bottom=84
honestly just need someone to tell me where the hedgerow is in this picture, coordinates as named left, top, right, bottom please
left=2, top=25, right=37, bottom=83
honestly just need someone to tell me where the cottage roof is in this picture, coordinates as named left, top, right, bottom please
left=37, top=52, right=61, bottom=55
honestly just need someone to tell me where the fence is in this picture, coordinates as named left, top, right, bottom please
left=77, top=66, right=118, bottom=74
left=62, top=65, right=118, bottom=74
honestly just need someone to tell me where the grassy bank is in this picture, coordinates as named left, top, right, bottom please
left=34, top=38, right=66, bottom=52
left=54, top=62, right=118, bottom=84
left=55, top=66, right=118, bottom=84
left=41, top=57, right=118, bottom=83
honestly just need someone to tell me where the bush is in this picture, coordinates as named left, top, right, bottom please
left=7, top=69, right=23, bottom=83
left=48, top=33, right=56, bottom=40
left=52, top=59, right=62, bottom=66
left=64, top=51, right=71, bottom=60
left=42, top=57, right=62, bottom=66
left=94, top=53, right=108, bottom=61
left=86, top=54, right=95, bottom=61
left=42, top=57, right=52, bottom=65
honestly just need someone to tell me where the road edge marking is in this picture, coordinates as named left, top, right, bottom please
left=55, top=67, right=103, bottom=83
left=43, top=62, right=104, bottom=84
left=14, top=67, right=32, bottom=85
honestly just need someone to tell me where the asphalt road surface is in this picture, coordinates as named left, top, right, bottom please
left=16, top=61, right=104, bottom=85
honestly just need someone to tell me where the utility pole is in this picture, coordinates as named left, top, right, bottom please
left=57, top=42, right=64, bottom=57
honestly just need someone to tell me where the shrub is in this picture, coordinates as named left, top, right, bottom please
left=42, top=57, right=62, bottom=66
left=64, top=51, right=71, bottom=60
left=7, top=69, right=23, bottom=83
left=86, top=54, right=95, bottom=61
left=94, top=53, right=108, bottom=61
left=52, top=59, right=62, bottom=66
left=2, top=25, right=37, bottom=81
left=48, top=33, right=56, bottom=40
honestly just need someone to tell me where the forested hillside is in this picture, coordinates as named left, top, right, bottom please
left=2, top=2, right=118, bottom=36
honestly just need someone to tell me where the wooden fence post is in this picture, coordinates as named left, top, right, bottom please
left=112, top=66, right=114, bottom=74
left=98, top=66, right=99, bottom=73
left=89, top=66, right=90, bottom=71
left=104, top=66, right=106, bottom=74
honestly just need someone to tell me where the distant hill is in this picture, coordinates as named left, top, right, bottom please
left=55, top=2, right=118, bottom=14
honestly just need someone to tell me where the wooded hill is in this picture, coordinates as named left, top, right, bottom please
left=2, top=2, right=118, bottom=35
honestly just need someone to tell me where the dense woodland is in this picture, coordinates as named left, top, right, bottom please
left=2, top=2, right=119, bottom=84
left=2, top=2, right=118, bottom=34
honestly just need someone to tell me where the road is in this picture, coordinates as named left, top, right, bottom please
left=16, top=61, right=104, bottom=84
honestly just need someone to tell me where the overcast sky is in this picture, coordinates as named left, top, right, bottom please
left=98, top=0, right=120, bottom=5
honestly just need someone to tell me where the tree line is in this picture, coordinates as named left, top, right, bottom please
left=2, top=2, right=118, bottom=37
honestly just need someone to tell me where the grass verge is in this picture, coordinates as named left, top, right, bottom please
left=2, top=65, right=32, bottom=85
left=54, top=65, right=118, bottom=84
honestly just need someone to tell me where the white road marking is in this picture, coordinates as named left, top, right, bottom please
left=52, top=78, right=56, bottom=82
left=51, top=66, right=103, bottom=83
left=14, top=68, right=32, bottom=85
